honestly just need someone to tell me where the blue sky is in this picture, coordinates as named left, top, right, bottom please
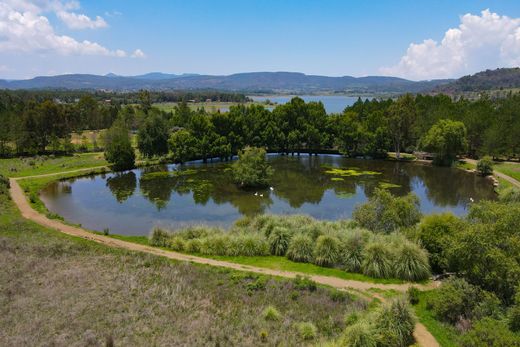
left=1, top=0, right=520, bottom=80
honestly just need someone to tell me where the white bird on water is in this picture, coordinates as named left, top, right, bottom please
left=469, top=197, right=474, bottom=203
left=254, top=192, right=258, bottom=196
left=269, top=187, right=274, bottom=191
left=259, top=194, right=264, bottom=197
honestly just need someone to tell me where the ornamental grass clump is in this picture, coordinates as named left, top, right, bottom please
left=341, top=320, right=377, bottom=347
left=262, top=305, right=282, bottom=321
left=341, top=229, right=369, bottom=273
left=393, top=240, right=431, bottom=281
left=313, top=234, right=341, bottom=267
left=295, top=322, right=317, bottom=340
left=268, top=226, right=292, bottom=256
left=229, top=233, right=269, bottom=256
left=199, top=234, right=230, bottom=256
left=149, top=228, right=171, bottom=247
left=286, top=233, right=314, bottom=263
left=362, top=240, right=394, bottom=278
left=373, top=298, right=416, bottom=347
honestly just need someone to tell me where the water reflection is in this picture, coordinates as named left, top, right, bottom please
left=39, top=154, right=497, bottom=236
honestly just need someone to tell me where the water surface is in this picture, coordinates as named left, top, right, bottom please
left=249, top=95, right=359, bottom=114
left=40, top=155, right=496, bottom=236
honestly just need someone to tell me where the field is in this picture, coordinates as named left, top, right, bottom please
left=154, top=101, right=268, bottom=113
left=0, top=178, right=366, bottom=346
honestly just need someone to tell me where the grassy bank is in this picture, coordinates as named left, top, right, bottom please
left=0, top=179, right=367, bottom=346
left=494, top=162, right=520, bottom=182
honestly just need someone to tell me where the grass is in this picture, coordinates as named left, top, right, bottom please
left=412, top=290, right=459, bottom=347
left=154, top=101, right=266, bottom=113
left=494, top=162, right=520, bottom=182
left=0, top=152, right=108, bottom=178
left=455, top=159, right=475, bottom=171
left=0, top=179, right=367, bottom=346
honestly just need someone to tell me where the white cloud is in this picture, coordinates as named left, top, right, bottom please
left=0, top=1, right=137, bottom=58
left=56, top=10, right=107, bottom=29
left=131, top=49, right=146, bottom=58
left=381, top=9, right=520, bottom=80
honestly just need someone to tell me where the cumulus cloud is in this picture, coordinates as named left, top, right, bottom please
left=131, top=49, right=146, bottom=58
left=0, top=0, right=138, bottom=57
left=381, top=9, right=520, bottom=80
left=56, top=10, right=107, bottom=29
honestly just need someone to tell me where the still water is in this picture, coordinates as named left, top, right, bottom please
left=249, top=95, right=359, bottom=114
left=40, top=155, right=496, bottom=236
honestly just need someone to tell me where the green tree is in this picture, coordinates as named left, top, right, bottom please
left=168, top=129, right=197, bottom=163
left=137, top=113, right=169, bottom=157
left=387, top=94, right=416, bottom=159
left=421, top=119, right=467, bottom=166
left=104, top=118, right=135, bottom=170
left=232, top=146, right=273, bottom=188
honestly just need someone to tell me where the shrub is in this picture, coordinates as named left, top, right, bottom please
left=341, top=321, right=377, bottom=347
left=476, top=156, right=494, bottom=176
left=509, top=290, right=520, bottom=332
left=268, top=226, right=291, bottom=256
left=313, top=235, right=341, bottom=267
left=362, top=241, right=394, bottom=279
left=341, top=230, right=368, bottom=273
left=427, top=278, right=483, bottom=324
left=262, top=305, right=282, bottom=321
left=393, top=241, right=430, bottom=281
left=104, top=118, right=135, bottom=171
left=499, top=187, right=520, bottom=203
left=185, top=238, right=202, bottom=253
left=149, top=228, right=170, bottom=247
left=353, top=188, right=421, bottom=233
left=229, top=233, right=269, bottom=256
left=407, top=286, right=420, bottom=305
left=373, top=299, right=416, bottom=347
left=286, top=233, right=314, bottom=263
left=460, top=318, right=520, bottom=347
left=199, top=234, right=230, bottom=256
left=292, top=275, right=317, bottom=292
left=417, top=213, right=465, bottom=273
left=232, top=146, right=273, bottom=188
left=168, top=237, right=186, bottom=252
left=295, top=322, right=317, bottom=340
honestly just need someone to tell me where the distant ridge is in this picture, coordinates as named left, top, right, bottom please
left=435, top=67, right=520, bottom=93
left=0, top=71, right=451, bottom=93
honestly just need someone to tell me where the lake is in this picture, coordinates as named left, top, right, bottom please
left=40, top=155, right=496, bottom=236
left=249, top=95, right=360, bottom=114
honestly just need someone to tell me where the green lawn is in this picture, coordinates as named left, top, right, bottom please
left=494, top=162, right=520, bottom=182
left=0, top=152, right=107, bottom=178
left=413, top=290, right=459, bottom=347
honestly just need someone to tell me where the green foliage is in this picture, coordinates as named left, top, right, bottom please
left=460, top=318, right=520, bottom=347
left=341, top=321, right=377, bottom=347
left=476, top=156, right=494, bottom=176
left=292, top=275, right=317, bottom=292
left=313, top=234, right=341, bottom=267
left=168, top=129, right=197, bottom=163
left=340, top=230, right=367, bottom=273
left=149, top=228, right=170, bottom=247
left=137, top=113, right=169, bottom=157
left=262, top=305, right=282, bottom=321
left=499, top=187, right=520, bottom=203
left=232, top=146, right=273, bottom=188
left=508, top=290, right=520, bottom=332
left=286, top=233, right=314, bottom=263
left=353, top=188, right=421, bottom=233
left=417, top=213, right=465, bottom=273
left=103, top=118, right=135, bottom=170
left=268, top=226, right=292, bottom=256
left=421, top=119, right=467, bottom=166
left=393, top=240, right=431, bottom=281
left=373, top=298, right=416, bottom=347
left=295, top=322, right=317, bottom=340
left=407, top=287, right=420, bottom=305
left=361, top=240, right=394, bottom=279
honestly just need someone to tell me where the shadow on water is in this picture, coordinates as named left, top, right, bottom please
left=40, top=154, right=497, bottom=235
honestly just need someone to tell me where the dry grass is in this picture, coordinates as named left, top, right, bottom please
left=0, top=187, right=366, bottom=346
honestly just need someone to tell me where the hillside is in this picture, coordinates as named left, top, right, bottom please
left=435, top=67, right=520, bottom=93
left=0, top=72, right=451, bottom=94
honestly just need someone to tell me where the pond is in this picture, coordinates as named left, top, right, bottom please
left=40, top=154, right=496, bottom=236
left=249, top=95, right=359, bottom=114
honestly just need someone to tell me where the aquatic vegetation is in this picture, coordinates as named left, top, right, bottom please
left=331, top=177, right=344, bottom=181
left=140, top=168, right=198, bottom=181
left=378, top=181, right=401, bottom=189
left=323, top=166, right=381, bottom=177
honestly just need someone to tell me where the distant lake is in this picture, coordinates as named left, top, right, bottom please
left=250, top=95, right=360, bottom=114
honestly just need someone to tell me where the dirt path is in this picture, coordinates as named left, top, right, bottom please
left=465, top=158, right=520, bottom=188
left=9, top=176, right=439, bottom=346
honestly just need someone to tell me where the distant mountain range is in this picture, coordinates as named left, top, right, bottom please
left=0, top=71, right=453, bottom=94
left=435, top=68, right=520, bottom=93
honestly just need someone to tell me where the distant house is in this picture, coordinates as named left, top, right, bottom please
left=414, top=151, right=436, bottom=160
left=205, top=98, right=212, bottom=102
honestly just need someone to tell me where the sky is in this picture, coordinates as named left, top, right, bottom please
left=1, top=0, right=520, bottom=80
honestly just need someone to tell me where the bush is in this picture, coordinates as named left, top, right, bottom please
left=499, top=187, right=520, bottom=203
left=104, top=118, right=135, bottom=171
left=268, top=226, right=291, bottom=256
left=362, top=240, right=394, bottom=279
left=229, top=233, right=269, bottom=256
left=373, top=299, right=416, bottom=347
left=476, top=156, right=494, bottom=176
left=286, top=233, right=314, bottom=263
left=417, top=213, right=465, bottom=273
left=341, top=321, right=377, bottom=347
left=199, top=234, right=230, bottom=256
left=427, top=278, right=483, bottom=324
left=149, top=228, right=170, bottom=247
left=168, top=237, right=186, bottom=252
left=185, top=238, right=202, bottom=253
left=313, top=235, right=341, bottom=267
left=292, top=275, right=317, bottom=292
left=393, top=241, right=430, bottom=281
left=295, top=322, right=317, bottom=340
left=407, top=286, right=420, bottom=305
left=460, top=318, right=520, bottom=347
left=232, top=146, right=273, bottom=188
left=262, top=305, right=282, bottom=321
left=353, top=188, right=421, bottom=233
left=508, top=290, right=520, bottom=332
left=340, top=230, right=367, bottom=273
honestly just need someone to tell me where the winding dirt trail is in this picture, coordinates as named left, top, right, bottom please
left=465, top=158, right=520, bottom=188
left=9, top=175, right=439, bottom=346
